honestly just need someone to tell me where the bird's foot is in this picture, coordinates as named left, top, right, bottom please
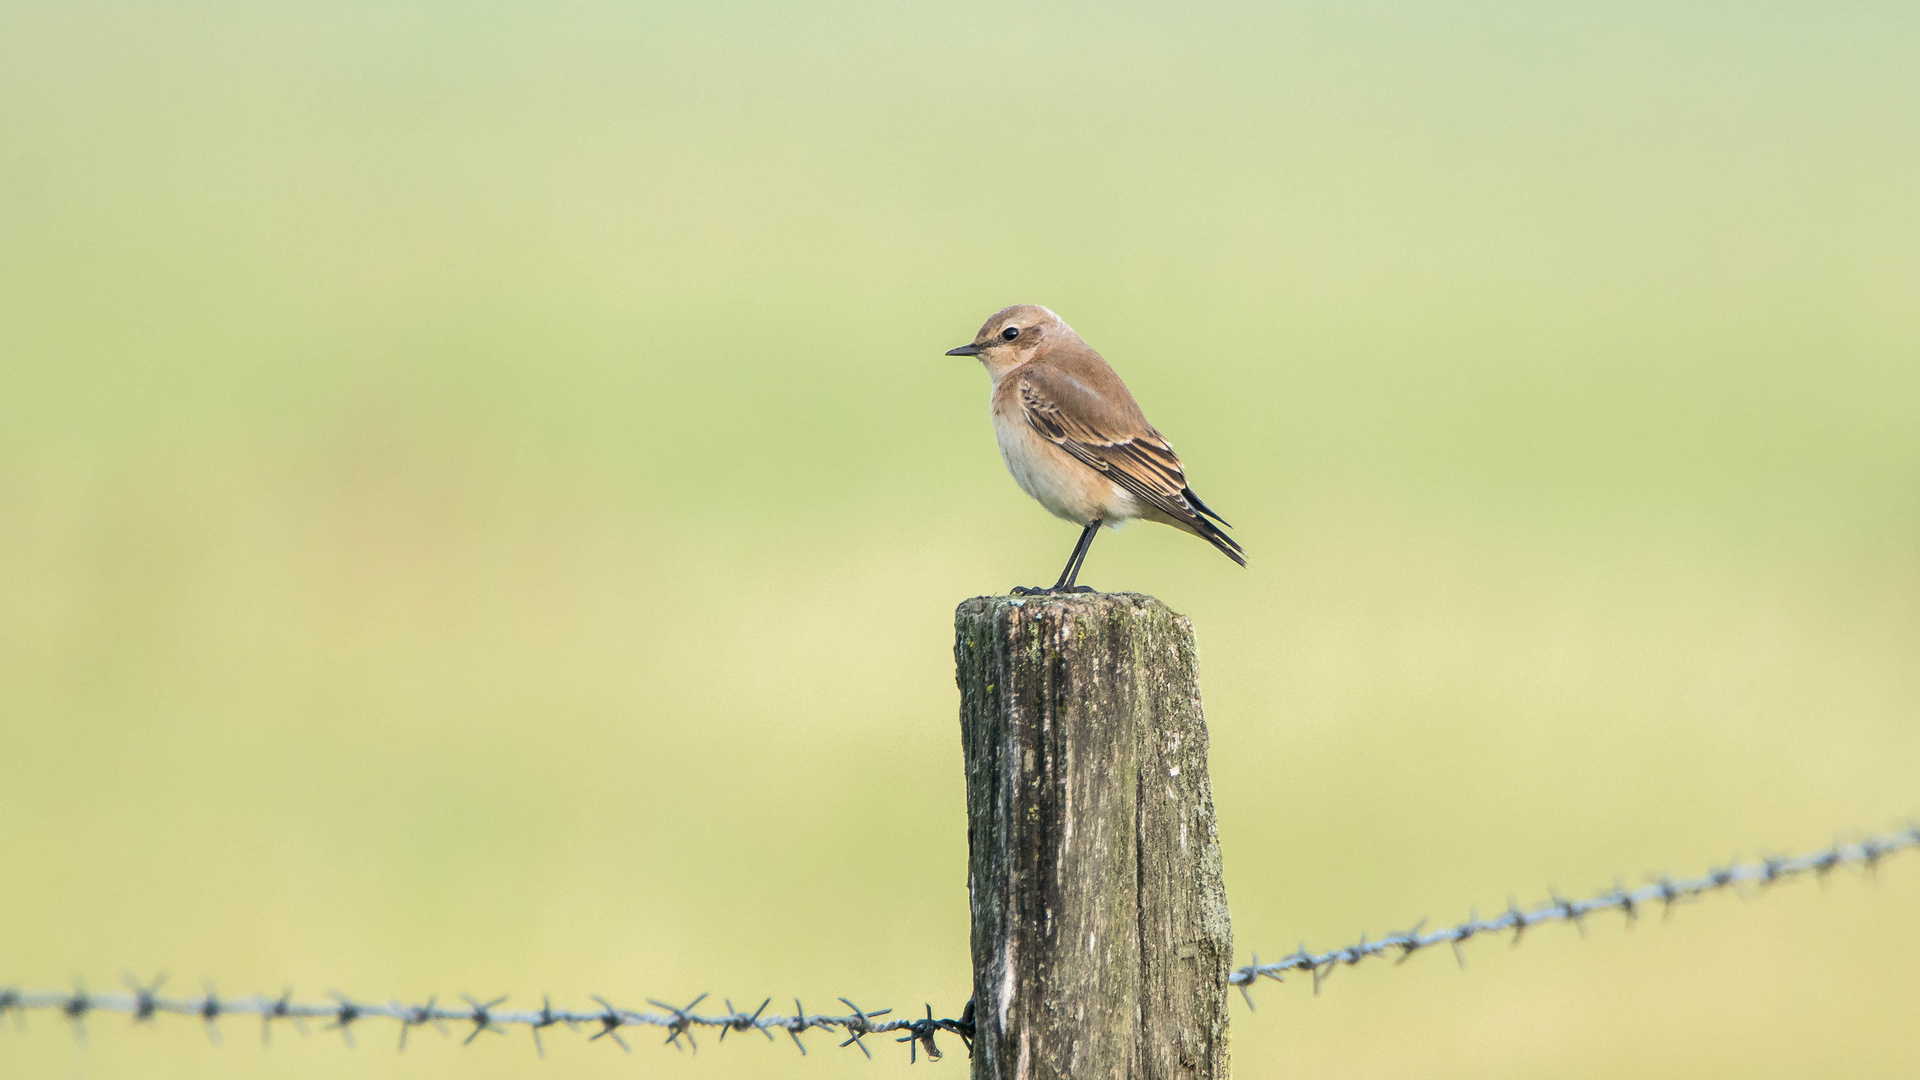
left=1009, top=584, right=1098, bottom=597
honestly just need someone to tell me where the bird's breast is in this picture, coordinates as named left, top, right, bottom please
left=991, top=408, right=1140, bottom=526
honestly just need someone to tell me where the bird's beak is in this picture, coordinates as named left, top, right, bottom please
left=945, top=343, right=984, bottom=356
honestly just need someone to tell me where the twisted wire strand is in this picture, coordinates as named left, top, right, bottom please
left=1229, top=826, right=1920, bottom=1003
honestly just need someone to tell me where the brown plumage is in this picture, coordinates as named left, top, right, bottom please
left=944, top=304, right=1243, bottom=593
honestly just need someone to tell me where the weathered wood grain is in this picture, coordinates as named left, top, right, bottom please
left=955, top=592, right=1231, bottom=1080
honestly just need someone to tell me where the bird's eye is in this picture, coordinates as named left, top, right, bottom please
left=1001, top=326, right=1021, bottom=340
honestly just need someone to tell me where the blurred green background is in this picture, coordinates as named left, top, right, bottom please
left=3, top=1, right=1917, bottom=1076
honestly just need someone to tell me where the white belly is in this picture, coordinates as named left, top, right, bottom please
left=993, top=411, right=1143, bottom=526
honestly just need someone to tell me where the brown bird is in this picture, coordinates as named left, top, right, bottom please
left=945, top=304, right=1244, bottom=594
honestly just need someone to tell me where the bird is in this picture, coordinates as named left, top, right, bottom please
left=944, top=304, right=1244, bottom=595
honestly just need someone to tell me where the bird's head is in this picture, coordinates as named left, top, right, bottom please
left=945, top=305, right=1068, bottom=375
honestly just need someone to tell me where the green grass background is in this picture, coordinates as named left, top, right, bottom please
left=3, top=1, right=1918, bottom=1076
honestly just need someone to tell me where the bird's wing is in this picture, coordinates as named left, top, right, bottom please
left=1019, top=375, right=1189, bottom=509
left=1016, top=368, right=1243, bottom=564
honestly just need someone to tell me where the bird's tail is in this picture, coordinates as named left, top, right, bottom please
left=1181, top=487, right=1246, bottom=567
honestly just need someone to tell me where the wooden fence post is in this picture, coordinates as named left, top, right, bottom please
left=955, top=592, right=1232, bottom=1079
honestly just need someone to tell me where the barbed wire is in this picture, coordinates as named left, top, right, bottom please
left=2, top=827, right=1911, bottom=1059
left=1229, top=825, right=1919, bottom=1004
left=0, top=980, right=974, bottom=1062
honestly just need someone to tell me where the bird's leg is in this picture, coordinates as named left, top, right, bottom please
left=1057, top=519, right=1101, bottom=592
left=1011, top=520, right=1102, bottom=596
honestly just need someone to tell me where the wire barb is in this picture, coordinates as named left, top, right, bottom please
left=648, top=993, right=707, bottom=1052
left=124, top=972, right=166, bottom=1024
left=325, top=993, right=360, bottom=1048
left=197, top=982, right=224, bottom=1045
left=587, top=995, right=629, bottom=1053
left=461, top=994, right=507, bottom=1046
left=63, top=981, right=91, bottom=1045
left=394, top=995, right=440, bottom=1052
